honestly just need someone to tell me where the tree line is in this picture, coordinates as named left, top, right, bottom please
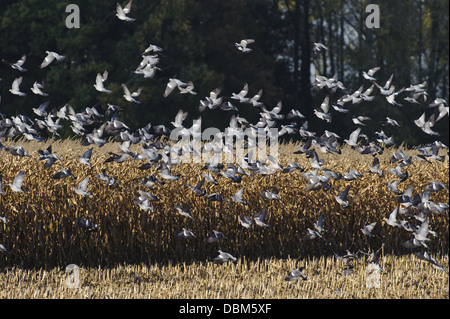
left=0, top=0, right=448, bottom=146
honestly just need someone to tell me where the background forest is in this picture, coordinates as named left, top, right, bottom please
left=0, top=0, right=448, bottom=146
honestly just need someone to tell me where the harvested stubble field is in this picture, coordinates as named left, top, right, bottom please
left=0, top=255, right=448, bottom=298
left=0, top=138, right=448, bottom=298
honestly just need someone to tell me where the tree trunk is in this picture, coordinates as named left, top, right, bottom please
left=299, top=0, right=312, bottom=118
left=339, top=0, right=344, bottom=81
left=293, top=0, right=300, bottom=108
left=418, top=0, right=423, bottom=82
left=427, top=3, right=439, bottom=100
left=328, top=8, right=336, bottom=76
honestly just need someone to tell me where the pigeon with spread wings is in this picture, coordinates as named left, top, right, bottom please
left=235, top=39, right=254, bottom=53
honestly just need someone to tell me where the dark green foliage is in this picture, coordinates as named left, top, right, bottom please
left=0, top=0, right=448, bottom=146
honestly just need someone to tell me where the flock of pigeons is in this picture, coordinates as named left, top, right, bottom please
left=0, top=1, right=449, bottom=282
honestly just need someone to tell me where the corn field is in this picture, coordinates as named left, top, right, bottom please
left=0, top=139, right=448, bottom=269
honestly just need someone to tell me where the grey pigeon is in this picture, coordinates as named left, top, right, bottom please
left=213, top=250, right=237, bottom=264
left=205, top=230, right=227, bottom=243
left=78, top=148, right=93, bottom=166
left=73, top=177, right=91, bottom=197
left=360, top=222, right=377, bottom=237
left=9, top=171, right=25, bottom=193
left=285, top=268, right=307, bottom=281
left=76, top=217, right=98, bottom=232
left=175, top=228, right=196, bottom=239
left=254, top=208, right=269, bottom=228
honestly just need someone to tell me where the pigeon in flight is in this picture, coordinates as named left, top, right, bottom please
left=254, top=208, right=269, bottom=228
left=213, top=250, right=237, bottom=264
left=303, top=228, right=323, bottom=240
left=142, top=44, right=163, bottom=55
left=174, top=228, right=197, bottom=239
left=335, top=186, right=350, bottom=208
left=360, top=222, right=377, bottom=237
left=362, top=67, right=380, bottom=81
left=344, top=127, right=361, bottom=147
left=116, top=1, right=135, bottom=21
left=231, top=83, right=250, bottom=103
left=39, top=51, right=65, bottom=68
left=30, top=81, right=48, bottom=96
left=121, top=84, right=142, bottom=103
left=78, top=148, right=93, bottom=166
left=313, top=42, right=328, bottom=57
left=53, top=167, right=76, bottom=180
left=9, top=77, right=27, bottom=96
left=313, top=214, right=326, bottom=235
left=384, top=116, right=400, bottom=127
left=95, top=169, right=117, bottom=187
left=32, top=101, right=51, bottom=118
left=76, top=217, right=99, bottom=232
left=9, top=171, right=26, bottom=193
left=384, top=206, right=402, bottom=227
left=94, top=71, right=112, bottom=93
left=285, top=268, right=307, bottom=281
left=199, top=88, right=223, bottom=111
left=235, top=39, right=255, bottom=53
left=239, top=214, right=253, bottom=230
left=414, top=251, right=448, bottom=272
left=261, top=187, right=281, bottom=200
left=175, top=204, right=193, bottom=219
left=314, top=96, right=332, bottom=122
left=73, top=177, right=92, bottom=197
left=2, top=55, right=27, bottom=72
left=205, top=230, right=227, bottom=243
left=171, top=109, right=188, bottom=128
left=187, top=177, right=206, bottom=196
left=231, top=187, right=248, bottom=205
left=374, top=73, right=395, bottom=96
left=366, top=157, right=384, bottom=177
left=163, top=78, right=196, bottom=97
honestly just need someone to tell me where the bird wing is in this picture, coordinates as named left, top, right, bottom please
left=78, top=177, right=90, bottom=192
left=40, top=52, right=55, bottom=68
left=13, top=171, right=26, bottom=188
left=368, top=67, right=380, bottom=76
left=123, top=0, right=133, bottom=14
left=241, top=39, right=254, bottom=47
left=12, top=77, right=23, bottom=91
left=163, top=79, right=178, bottom=97
left=131, top=87, right=142, bottom=97
left=234, top=187, right=244, bottom=201
left=256, top=208, right=267, bottom=222
left=339, top=186, right=350, bottom=200
left=95, top=73, right=104, bottom=88
left=121, top=83, right=131, bottom=97
left=417, top=219, right=429, bottom=238
left=366, top=222, right=376, bottom=232
left=16, top=55, right=26, bottom=66
left=116, top=2, right=125, bottom=16
left=320, top=96, right=330, bottom=113
left=386, top=207, right=397, bottom=224
left=235, top=83, right=248, bottom=97
left=82, top=148, right=93, bottom=159
left=384, top=74, right=394, bottom=89
left=349, top=128, right=361, bottom=144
